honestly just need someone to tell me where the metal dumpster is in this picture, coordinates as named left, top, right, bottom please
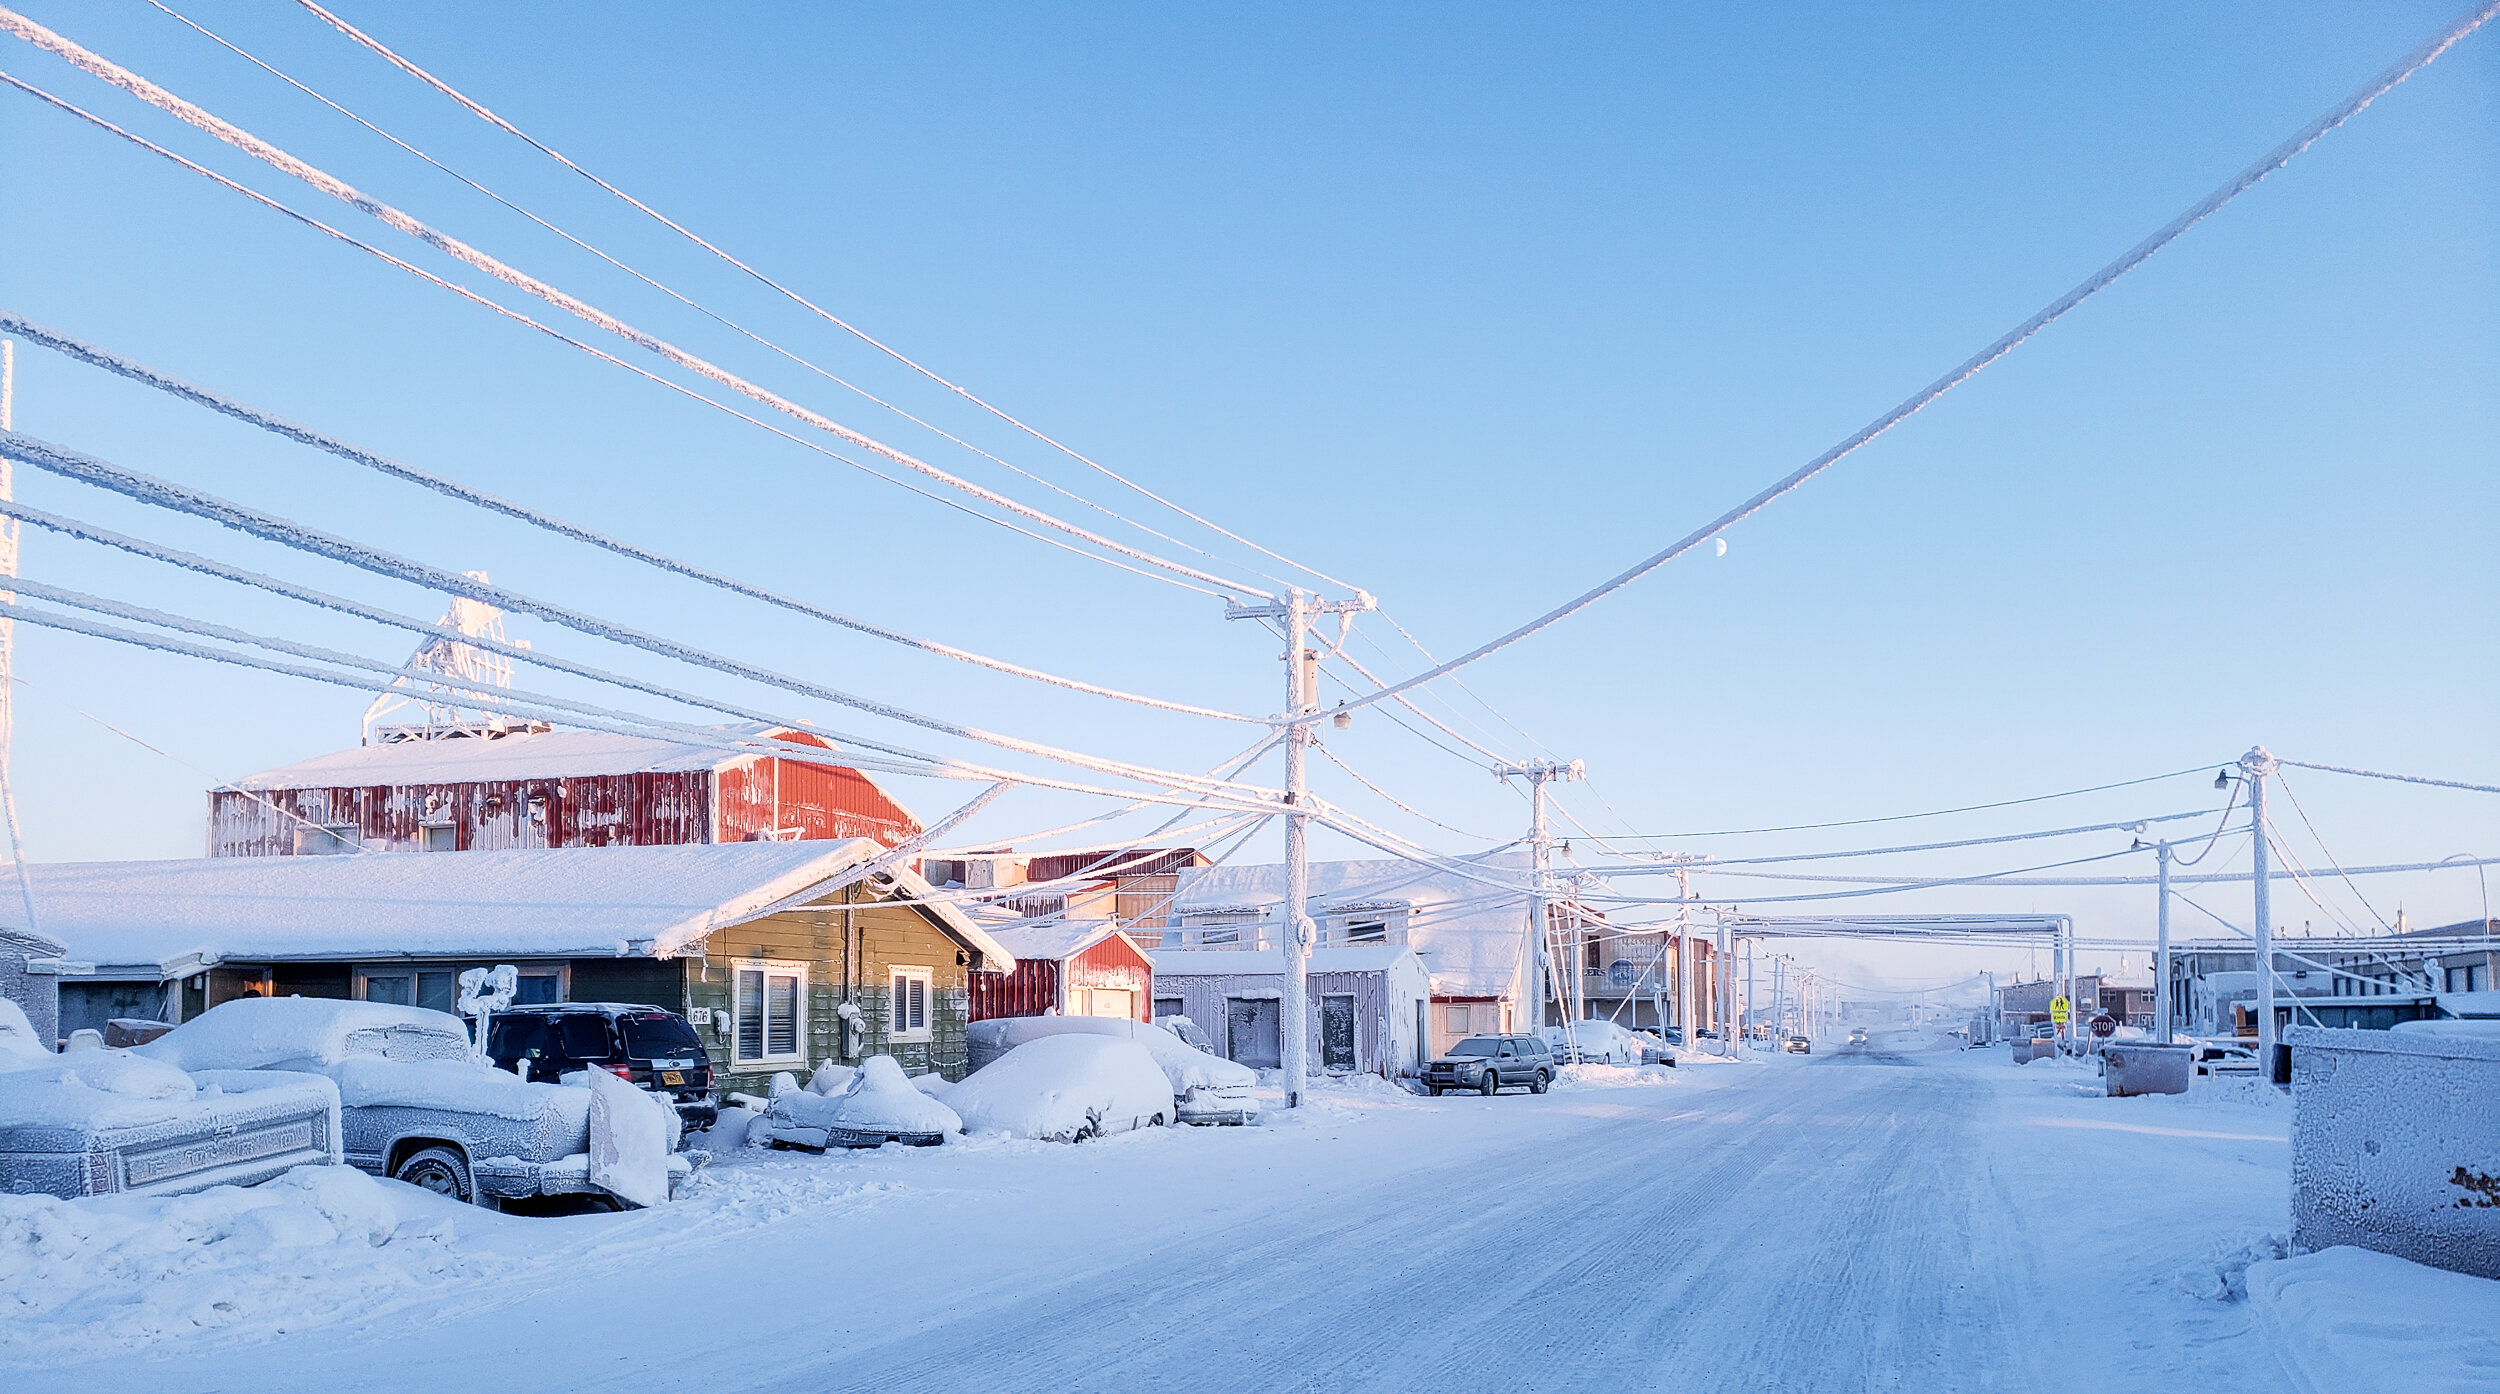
left=2101, top=1042, right=2191, bottom=1096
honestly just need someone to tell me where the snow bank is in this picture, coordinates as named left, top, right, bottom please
left=1551, top=1063, right=1678, bottom=1091
left=948, top=1036, right=1171, bottom=1141
left=2248, top=1246, right=2500, bottom=1394
left=0, top=1164, right=486, bottom=1358
left=754, top=1056, right=960, bottom=1149
left=585, top=1067, right=673, bottom=1206
left=0, top=998, right=47, bottom=1067
left=808, top=1060, right=857, bottom=1096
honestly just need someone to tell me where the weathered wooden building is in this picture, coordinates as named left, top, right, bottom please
left=9, top=841, right=1010, bottom=1088
left=210, top=726, right=920, bottom=857
left=968, top=921, right=1154, bottom=1023
left=1148, top=944, right=1429, bottom=1077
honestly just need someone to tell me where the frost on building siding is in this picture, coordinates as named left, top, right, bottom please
left=209, top=726, right=921, bottom=857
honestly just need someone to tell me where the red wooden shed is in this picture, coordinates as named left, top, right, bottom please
left=969, top=921, right=1154, bottom=1023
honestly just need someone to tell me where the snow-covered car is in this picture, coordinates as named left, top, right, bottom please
left=1541, top=1020, right=1642, bottom=1066
left=139, top=997, right=690, bottom=1208
left=752, top=1055, right=961, bottom=1149
left=969, top=1016, right=1260, bottom=1125
left=948, top=1034, right=1174, bottom=1141
left=0, top=999, right=340, bottom=1200
left=1623, top=1029, right=1676, bottom=1066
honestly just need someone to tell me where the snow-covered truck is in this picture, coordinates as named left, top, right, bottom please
left=138, top=997, right=691, bottom=1208
left=0, top=999, right=341, bottom=1200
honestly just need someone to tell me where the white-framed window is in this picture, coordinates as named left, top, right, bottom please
left=732, top=960, right=808, bottom=1066
left=1342, top=919, right=1388, bottom=943
left=294, top=822, right=359, bottom=855
left=889, top=967, right=932, bottom=1042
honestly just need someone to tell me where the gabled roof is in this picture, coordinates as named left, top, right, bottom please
left=235, top=724, right=839, bottom=790
left=1171, top=851, right=1534, bottom=999
left=987, top=919, right=1144, bottom=964
left=2, top=841, right=1010, bottom=974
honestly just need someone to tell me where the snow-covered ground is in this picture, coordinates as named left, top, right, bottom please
left=6, top=1028, right=2490, bottom=1391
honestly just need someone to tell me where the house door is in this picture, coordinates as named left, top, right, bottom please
left=1226, top=998, right=1281, bottom=1069
left=1321, top=994, right=1357, bottom=1071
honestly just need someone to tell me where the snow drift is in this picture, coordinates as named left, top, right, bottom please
left=948, top=1035, right=1172, bottom=1142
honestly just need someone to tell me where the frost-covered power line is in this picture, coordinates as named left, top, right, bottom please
left=135, top=0, right=1300, bottom=598
left=1299, top=1, right=2500, bottom=723
left=290, top=0, right=1359, bottom=600
left=0, top=427, right=1274, bottom=802
left=0, top=71, right=1253, bottom=602
left=0, top=313, right=1261, bottom=725
left=0, top=6, right=1272, bottom=601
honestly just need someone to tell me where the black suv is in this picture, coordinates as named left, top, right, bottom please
left=1423, top=1034, right=1555, bottom=1096
left=487, top=1003, right=718, bottom=1128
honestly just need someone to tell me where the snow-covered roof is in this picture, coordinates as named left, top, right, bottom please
left=987, top=919, right=1142, bottom=964
left=1, top=841, right=1010, bottom=973
left=1148, top=944, right=1426, bottom=977
left=1170, top=852, right=1533, bottom=998
left=234, top=725, right=835, bottom=789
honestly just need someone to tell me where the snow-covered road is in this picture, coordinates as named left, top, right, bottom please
left=12, top=1033, right=2316, bottom=1392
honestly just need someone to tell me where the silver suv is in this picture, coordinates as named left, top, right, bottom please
left=1423, top=1034, right=1556, bottom=1096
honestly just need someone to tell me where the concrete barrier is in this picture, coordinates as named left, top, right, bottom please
left=2289, top=1025, right=2500, bottom=1279
left=2102, top=1042, right=2191, bottom=1097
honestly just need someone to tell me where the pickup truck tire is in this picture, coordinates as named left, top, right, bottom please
left=1478, top=1071, right=1499, bottom=1097
left=1530, top=1070, right=1550, bottom=1095
left=393, top=1145, right=473, bottom=1204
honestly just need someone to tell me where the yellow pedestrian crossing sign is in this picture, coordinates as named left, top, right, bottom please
left=2049, top=996, right=2071, bottom=1025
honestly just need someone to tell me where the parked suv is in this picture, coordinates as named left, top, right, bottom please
left=1423, top=1035, right=1555, bottom=1096
left=486, top=1004, right=718, bottom=1128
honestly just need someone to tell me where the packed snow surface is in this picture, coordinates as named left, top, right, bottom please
left=946, top=1034, right=1172, bottom=1141
left=11, top=1025, right=2457, bottom=1394
left=2248, top=1246, right=2500, bottom=1394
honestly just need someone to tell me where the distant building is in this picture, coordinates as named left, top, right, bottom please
left=209, top=725, right=921, bottom=857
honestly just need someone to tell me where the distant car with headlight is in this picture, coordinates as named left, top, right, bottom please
left=1782, top=1034, right=1813, bottom=1054
left=1847, top=1026, right=1870, bottom=1046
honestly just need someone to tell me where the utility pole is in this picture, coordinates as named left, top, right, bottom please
left=2154, top=840, right=2174, bottom=1045
left=2243, top=746, right=2278, bottom=1079
left=1225, top=586, right=1372, bottom=1108
left=1716, top=919, right=1733, bottom=1057
left=1494, top=758, right=1582, bottom=1057
left=1674, top=865, right=1692, bottom=1044
left=1983, top=969, right=1996, bottom=1045
left=0, top=338, right=34, bottom=945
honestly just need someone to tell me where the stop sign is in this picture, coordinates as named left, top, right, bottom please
left=2089, top=1013, right=2117, bottom=1039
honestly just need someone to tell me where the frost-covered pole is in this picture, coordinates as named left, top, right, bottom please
left=1280, top=587, right=1312, bottom=1109
left=1495, top=759, right=1581, bottom=1052
left=0, top=339, right=36, bottom=947
left=2154, top=840, right=2175, bottom=1045
left=1716, top=920, right=1732, bottom=1056
left=2243, top=746, right=2278, bottom=1078
left=1226, top=586, right=1372, bottom=1110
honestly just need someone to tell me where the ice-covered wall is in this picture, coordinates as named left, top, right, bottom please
left=2289, top=1026, right=2500, bottom=1278
left=0, top=928, right=64, bottom=1048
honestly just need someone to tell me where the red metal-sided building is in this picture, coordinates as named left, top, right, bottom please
left=208, top=725, right=922, bottom=857
left=968, top=921, right=1155, bottom=1023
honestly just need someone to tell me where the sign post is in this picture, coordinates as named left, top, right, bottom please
left=2049, top=994, right=2071, bottom=1055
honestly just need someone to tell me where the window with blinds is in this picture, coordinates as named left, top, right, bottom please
left=890, top=967, right=933, bottom=1043
left=732, top=961, right=807, bottom=1065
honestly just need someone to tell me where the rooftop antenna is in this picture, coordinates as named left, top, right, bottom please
left=361, top=574, right=543, bottom=743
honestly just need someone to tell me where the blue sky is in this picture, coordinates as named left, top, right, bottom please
left=1, top=2, right=2492, bottom=983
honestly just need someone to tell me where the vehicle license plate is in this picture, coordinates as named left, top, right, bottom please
left=660, top=1070, right=684, bottom=1085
